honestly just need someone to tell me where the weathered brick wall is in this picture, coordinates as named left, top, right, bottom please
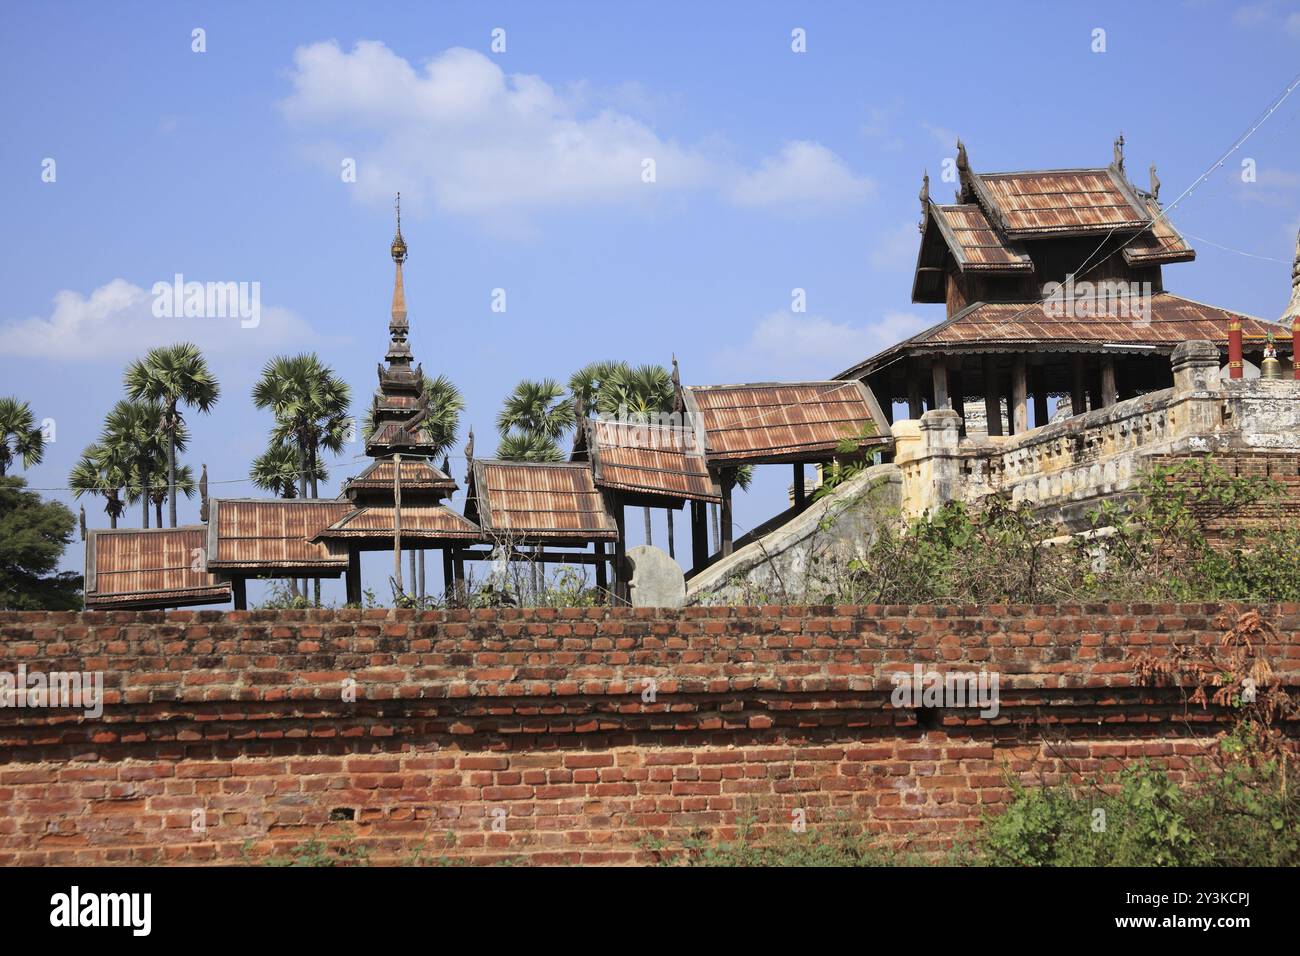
left=1147, top=452, right=1300, bottom=536
left=1, top=604, right=1298, bottom=865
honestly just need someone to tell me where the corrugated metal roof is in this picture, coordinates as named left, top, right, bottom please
left=315, top=505, right=481, bottom=541
left=85, top=526, right=230, bottom=608
left=343, top=457, right=457, bottom=495
left=471, top=460, right=618, bottom=539
left=684, top=381, right=889, bottom=464
left=1123, top=198, right=1196, bottom=266
left=581, top=418, right=720, bottom=503
left=975, top=169, right=1149, bottom=237
left=208, top=499, right=351, bottom=569
left=931, top=203, right=1033, bottom=272
left=925, top=293, right=1281, bottom=346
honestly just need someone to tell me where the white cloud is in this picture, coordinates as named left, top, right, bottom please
left=0, top=279, right=313, bottom=361
left=921, top=122, right=959, bottom=150
left=716, top=309, right=931, bottom=380
left=280, top=41, right=871, bottom=227
left=729, top=141, right=874, bottom=207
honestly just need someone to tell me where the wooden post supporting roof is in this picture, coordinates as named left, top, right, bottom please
left=793, top=463, right=806, bottom=508
left=1011, top=356, right=1028, bottom=434
left=690, top=500, right=707, bottom=572
left=1101, top=357, right=1118, bottom=406
left=613, top=505, right=627, bottom=604
left=392, top=452, right=403, bottom=595
left=1071, top=355, right=1087, bottom=416
left=720, top=469, right=735, bottom=557
left=931, top=358, right=949, bottom=410
left=983, top=356, right=1002, bottom=436
left=346, top=548, right=361, bottom=606
left=232, top=577, right=247, bottom=611
left=1030, top=366, right=1048, bottom=428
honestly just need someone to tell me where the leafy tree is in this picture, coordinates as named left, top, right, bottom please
left=0, top=476, right=81, bottom=610
left=250, top=441, right=325, bottom=499
left=123, top=344, right=219, bottom=527
left=0, top=397, right=45, bottom=477
left=568, top=360, right=632, bottom=414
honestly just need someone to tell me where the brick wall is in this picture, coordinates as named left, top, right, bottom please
left=1147, top=452, right=1300, bottom=538
left=1, top=604, right=1298, bottom=865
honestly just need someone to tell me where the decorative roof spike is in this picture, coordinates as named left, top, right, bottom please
left=442, top=454, right=451, bottom=476
left=464, top=428, right=475, bottom=483
left=954, top=140, right=975, bottom=202
left=199, top=463, right=209, bottom=522
left=1112, top=133, right=1125, bottom=173
left=918, top=170, right=930, bottom=232
left=391, top=192, right=407, bottom=263
left=1282, top=228, right=1300, bottom=330
left=671, top=353, right=685, bottom=414
left=1148, top=164, right=1161, bottom=202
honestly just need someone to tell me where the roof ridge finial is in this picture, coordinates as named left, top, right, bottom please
left=1149, top=163, right=1160, bottom=202
left=391, top=192, right=407, bottom=264
left=919, top=169, right=930, bottom=232
left=1112, top=133, right=1125, bottom=174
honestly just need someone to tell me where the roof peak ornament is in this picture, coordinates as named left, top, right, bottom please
left=1148, top=163, right=1160, bottom=202
left=1112, top=133, right=1125, bottom=174
left=391, top=192, right=407, bottom=263
left=1282, top=227, right=1300, bottom=330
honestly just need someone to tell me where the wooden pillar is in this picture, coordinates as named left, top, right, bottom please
left=594, top=540, right=608, bottom=597
left=232, top=576, right=247, bottom=611
left=1100, top=357, right=1118, bottom=406
left=613, top=506, right=628, bottom=604
left=907, top=365, right=923, bottom=419
left=1030, top=367, right=1048, bottom=428
left=982, top=356, right=1002, bottom=437
left=345, top=548, right=361, bottom=606
left=1071, top=355, right=1087, bottom=416
left=392, top=452, right=403, bottom=595
left=930, top=358, right=949, bottom=410
left=949, top=366, right=965, bottom=436
left=1228, top=319, right=1244, bottom=379
left=453, top=551, right=466, bottom=601
left=690, top=500, right=708, bottom=570
left=442, top=548, right=454, bottom=595
left=1011, top=356, right=1028, bottom=435
left=720, top=470, right=735, bottom=557
left=793, top=463, right=806, bottom=508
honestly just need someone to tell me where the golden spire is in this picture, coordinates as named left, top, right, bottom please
left=390, top=193, right=407, bottom=325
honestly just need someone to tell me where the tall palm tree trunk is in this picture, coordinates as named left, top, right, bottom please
left=140, top=465, right=150, bottom=528
left=310, top=446, right=321, bottom=606
left=155, top=497, right=163, bottom=528
left=666, top=509, right=675, bottom=559
left=167, top=404, right=178, bottom=528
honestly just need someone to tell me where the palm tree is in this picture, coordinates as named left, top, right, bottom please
left=124, top=344, right=219, bottom=527
left=252, top=354, right=352, bottom=604
left=69, top=443, right=130, bottom=529
left=99, top=400, right=170, bottom=528
left=0, top=397, right=44, bottom=477
left=595, top=364, right=674, bottom=549
left=495, top=378, right=572, bottom=461
left=568, top=360, right=632, bottom=414
left=145, top=462, right=196, bottom=529
left=250, top=441, right=325, bottom=499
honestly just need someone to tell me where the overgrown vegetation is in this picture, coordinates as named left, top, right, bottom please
left=802, top=458, right=1300, bottom=606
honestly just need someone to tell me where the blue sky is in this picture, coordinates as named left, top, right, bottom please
left=3, top=1, right=1299, bottom=604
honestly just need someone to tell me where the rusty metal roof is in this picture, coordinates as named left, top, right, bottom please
left=85, top=526, right=230, bottom=609
left=930, top=203, right=1033, bottom=272
left=839, top=293, right=1290, bottom=379
left=314, top=504, right=481, bottom=542
left=207, top=499, right=351, bottom=570
left=577, top=418, right=720, bottom=503
left=683, top=381, right=891, bottom=464
left=343, top=457, right=457, bottom=498
left=974, top=168, right=1150, bottom=238
left=467, top=460, right=618, bottom=541
left=1123, top=197, right=1196, bottom=266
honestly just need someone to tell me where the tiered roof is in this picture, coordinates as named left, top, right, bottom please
left=205, top=499, right=351, bottom=571
left=466, top=459, right=619, bottom=543
left=574, top=417, right=720, bottom=504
